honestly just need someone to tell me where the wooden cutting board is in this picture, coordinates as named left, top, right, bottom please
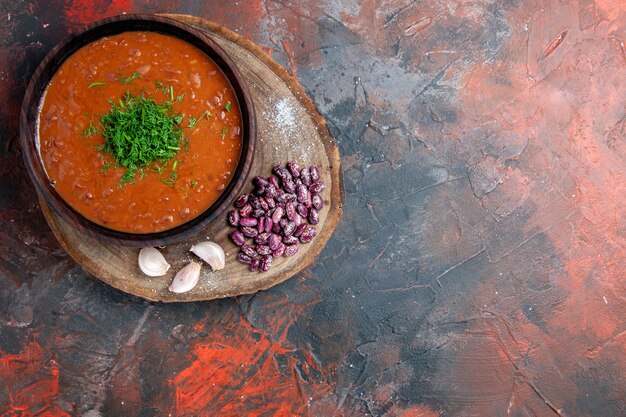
left=39, top=14, right=343, bottom=302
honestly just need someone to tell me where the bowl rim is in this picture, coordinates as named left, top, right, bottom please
left=20, top=14, right=256, bottom=247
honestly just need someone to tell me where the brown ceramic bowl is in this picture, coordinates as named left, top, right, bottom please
left=20, top=14, right=256, bottom=247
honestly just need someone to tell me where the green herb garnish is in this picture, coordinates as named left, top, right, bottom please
left=190, top=179, right=198, bottom=188
left=161, top=172, right=178, bottom=187
left=225, top=102, right=232, bottom=112
left=187, top=110, right=211, bottom=128
left=175, top=93, right=185, bottom=104
left=98, top=92, right=184, bottom=186
left=99, top=161, right=111, bottom=173
left=119, top=72, right=141, bottom=84
left=88, top=81, right=106, bottom=89
left=83, top=119, right=99, bottom=137
left=155, top=81, right=168, bottom=94
left=221, top=126, right=229, bottom=139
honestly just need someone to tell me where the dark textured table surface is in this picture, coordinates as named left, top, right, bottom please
left=1, top=1, right=625, bottom=416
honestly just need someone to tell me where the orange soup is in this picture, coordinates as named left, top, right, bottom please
left=38, top=31, right=242, bottom=233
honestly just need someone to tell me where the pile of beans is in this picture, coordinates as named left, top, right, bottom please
left=229, top=162, right=325, bottom=272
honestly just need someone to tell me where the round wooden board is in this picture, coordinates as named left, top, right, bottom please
left=39, top=14, right=343, bottom=302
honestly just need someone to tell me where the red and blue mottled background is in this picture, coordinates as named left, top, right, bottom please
left=1, top=1, right=625, bottom=416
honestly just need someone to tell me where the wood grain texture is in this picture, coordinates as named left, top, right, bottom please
left=39, top=15, right=343, bottom=302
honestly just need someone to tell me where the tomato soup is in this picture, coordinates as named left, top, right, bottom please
left=38, top=31, right=242, bottom=233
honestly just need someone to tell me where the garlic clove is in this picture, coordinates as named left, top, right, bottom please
left=169, top=261, right=201, bottom=293
left=190, top=241, right=225, bottom=271
left=138, top=247, right=170, bottom=276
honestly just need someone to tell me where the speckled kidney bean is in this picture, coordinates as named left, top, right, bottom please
left=265, top=184, right=278, bottom=198
left=231, top=230, right=246, bottom=246
left=283, top=180, right=296, bottom=193
left=239, top=217, right=257, bottom=227
left=237, top=253, right=253, bottom=264
left=310, top=165, right=320, bottom=182
left=283, top=221, right=296, bottom=237
left=268, top=233, right=281, bottom=250
left=253, top=176, right=269, bottom=188
left=287, top=161, right=301, bottom=178
left=309, top=182, right=325, bottom=194
left=284, top=244, right=299, bottom=257
left=299, top=226, right=317, bottom=243
left=249, top=195, right=261, bottom=209
left=240, top=226, right=258, bottom=238
left=273, top=166, right=292, bottom=183
left=260, top=255, right=273, bottom=272
left=271, top=207, right=284, bottom=223
left=241, top=243, right=257, bottom=258
left=296, top=184, right=309, bottom=203
left=286, top=201, right=297, bottom=221
left=228, top=210, right=240, bottom=226
left=252, top=209, right=265, bottom=218
left=300, top=167, right=311, bottom=186
left=230, top=161, right=326, bottom=272
left=272, top=243, right=286, bottom=257
left=255, top=232, right=270, bottom=244
left=257, top=217, right=265, bottom=233
left=296, top=204, right=308, bottom=218
left=294, top=223, right=307, bottom=237
left=257, top=245, right=272, bottom=256
left=234, top=193, right=249, bottom=208
left=312, top=194, right=323, bottom=210
left=282, top=235, right=299, bottom=245
left=308, top=208, right=319, bottom=225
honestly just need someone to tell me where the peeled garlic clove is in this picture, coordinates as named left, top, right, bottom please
left=190, top=241, right=225, bottom=271
left=138, top=247, right=170, bottom=276
left=169, top=261, right=201, bottom=293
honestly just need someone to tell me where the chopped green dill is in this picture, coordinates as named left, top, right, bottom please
left=187, top=110, right=211, bottom=129
left=221, top=126, right=229, bottom=139
left=119, top=72, right=141, bottom=84
left=99, top=161, right=111, bottom=173
left=225, top=102, right=232, bottom=112
left=189, top=179, right=198, bottom=188
left=178, top=186, right=187, bottom=191
left=83, top=119, right=99, bottom=138
left=98, top=92, right=184, bottom=186
left=175, top=93, right=185, bottom=103
left=161, top=172, right=178, bottom=187
left=120, top=171, right=136, bottom=186
left=170, top=85, right=174, bottom=101
left=88, top=81, right=106, bottom=89
left=172, top=160, right=181, bottom=171
left=152, top=162, right=166, bottom=174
